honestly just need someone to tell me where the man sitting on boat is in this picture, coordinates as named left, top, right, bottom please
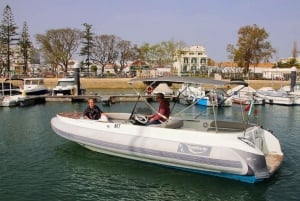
left=84, top=98, right=108, bottom=121
left=146, top=93, right=170, bottom=126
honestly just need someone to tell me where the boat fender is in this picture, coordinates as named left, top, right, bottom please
left=72, top=88, right=76, bottom=96
left=22, top=90, right=26, bottom=96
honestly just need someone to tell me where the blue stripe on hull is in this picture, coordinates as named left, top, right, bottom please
left=161, top=164, right=262, bottom=183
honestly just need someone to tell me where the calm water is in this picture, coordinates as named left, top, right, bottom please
left=0, top=99, right=299, bottom=201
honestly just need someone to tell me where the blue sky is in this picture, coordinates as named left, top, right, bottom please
left=1, top=0, right=300, bottom=62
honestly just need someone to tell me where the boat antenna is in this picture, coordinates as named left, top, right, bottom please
left=211, top=88, right=218, bottom=132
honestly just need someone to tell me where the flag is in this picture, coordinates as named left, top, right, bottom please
left=245, top=100, right=257, bottom=116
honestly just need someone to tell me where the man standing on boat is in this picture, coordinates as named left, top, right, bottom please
left=146, top=93, right=170, bottom=126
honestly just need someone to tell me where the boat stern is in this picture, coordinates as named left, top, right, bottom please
left=240, top=126, right=284, bottom=180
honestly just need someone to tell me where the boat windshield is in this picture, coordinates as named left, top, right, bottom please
left=25, top=79, right=42, bottom=85
left=57, top=81, right=75, bottom=87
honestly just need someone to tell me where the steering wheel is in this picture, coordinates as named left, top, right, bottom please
left=134, top=114, right=148, bottom=125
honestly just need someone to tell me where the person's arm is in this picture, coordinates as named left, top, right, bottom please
left=83, top=107, right=90, bottom=119
left=156, top=101, right=169, bottom=120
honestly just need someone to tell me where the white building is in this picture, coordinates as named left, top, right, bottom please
left=173, top=45, right=208, bottom=76
left=259, top=67, right=299, bottom=80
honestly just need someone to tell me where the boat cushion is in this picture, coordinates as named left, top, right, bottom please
left=149, top=119, right=184, bottom=129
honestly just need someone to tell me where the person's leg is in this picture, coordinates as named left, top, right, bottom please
left=145, top=120, right=161, bottom=126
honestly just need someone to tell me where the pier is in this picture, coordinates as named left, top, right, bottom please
left=10, top=94, right=178, bottom=107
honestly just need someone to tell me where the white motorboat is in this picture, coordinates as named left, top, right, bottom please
left=0, top=81, right=20, bottom=96
left=151, top=83, right=174, bottom=95
left=177, top=83, right=232, bottom=107
left=256, top=87, right=298, bottom=106
left=0, top=79, right=23, bottom=107
left=280, top=81, right=300, bottom=96
left=52, top=77, right=85, bottom=96
left=1, top=93, right=24, bottom=107
left=227, top=85, right=265, bottom=105
left=23, top=78, right=49, bottom=95
left=51, top=77, right=283, bottom=183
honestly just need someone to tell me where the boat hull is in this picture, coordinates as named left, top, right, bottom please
left=256, top=87, right=298, bottom=106
left=1, top=95, right=23, bottom=107
left=25, top=89, right=49, bottom=96
left=51, top=113, right=283, bottom=183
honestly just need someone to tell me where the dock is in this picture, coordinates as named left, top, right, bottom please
left=45, top=94, right=142, bottom=103
left=45, top=94, right=177, bottom=105
left=2, top=94, right=178, bottom=107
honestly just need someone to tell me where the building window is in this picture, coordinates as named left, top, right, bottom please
left=191, top=58, right=197, bottom=64
left=183, top=66, right=187, bottom=72
left=200, top=58, right=206, bottom=64
left=183, top=58, right=189, bottom=64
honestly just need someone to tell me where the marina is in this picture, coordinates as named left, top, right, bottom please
left=0, top=0, right=299, bottom=199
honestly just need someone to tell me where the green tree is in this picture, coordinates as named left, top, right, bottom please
left=36, top=28, right=81, bottom=73
left=80, top=23, right=94, bottom=76
left=138, top=40, right=185, bottom=68
left=227, top=24, right=276, bottom=73
left=18, top=21, right=32, bottom=74
left=0, top=38, right=4, bottom=71
left=138, top=43, right=151, bottom=62
left=0, top=5, right=18, bottom=72
left=90, top=64, right=97, bottom=76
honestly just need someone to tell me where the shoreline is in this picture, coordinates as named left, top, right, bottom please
left=1, top=77, right=290, bottom=90
left=43, top=78, right=290, bottom=90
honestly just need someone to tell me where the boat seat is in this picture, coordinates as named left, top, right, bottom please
left=149, top=119, right=184, bottom=129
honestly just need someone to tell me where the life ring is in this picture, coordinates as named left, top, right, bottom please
left=146, top=86, right=153, bottom=94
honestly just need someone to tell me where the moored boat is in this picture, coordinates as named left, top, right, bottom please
left=0, top=79, right=23, bottom=107
left=256, top=87, right=298, bottom=106
left=52, top=77, right=85, bottom=96
left=1, top=93, right=24, bottom=107
left=227, top=85, right=265, bottom=105
left=177, top=83, right=232, bottom=107
left=280, top=81, right=300, bottom=96
left=22, top=78, right=50, bottom=95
